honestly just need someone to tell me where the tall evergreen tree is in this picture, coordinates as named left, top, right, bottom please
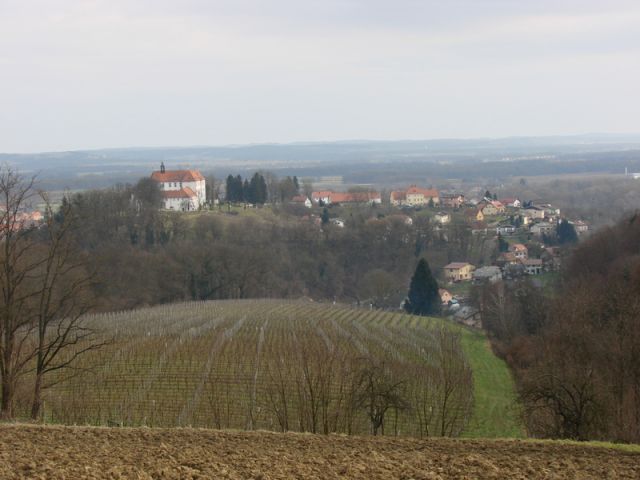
left=404, top=259, right=440, bottom=316
left=258, top=174, right=268, bottom=204
left=321, top=207, right=330, bottom=225
left=557, top=219, right=578, bottom=244
left=242, top=179, right=250, bottom=203
left=225, top=175, right=235, bottom=202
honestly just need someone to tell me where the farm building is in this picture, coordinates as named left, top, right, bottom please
left=443, top=262, right=475, bottom=283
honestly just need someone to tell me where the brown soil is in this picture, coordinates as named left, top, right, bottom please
left=0, top=425, right=638, bottom=479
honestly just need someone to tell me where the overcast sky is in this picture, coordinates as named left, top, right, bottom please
left=1, top=0, right=639, bottom=153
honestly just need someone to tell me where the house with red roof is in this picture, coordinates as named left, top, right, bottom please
left=151, top=163, right=206, bottom=211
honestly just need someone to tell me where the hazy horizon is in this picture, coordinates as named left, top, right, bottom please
left=2, top=0, right=639, bottom=153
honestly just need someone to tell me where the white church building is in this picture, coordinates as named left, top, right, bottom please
left=151, top=163, right=206, bottom=211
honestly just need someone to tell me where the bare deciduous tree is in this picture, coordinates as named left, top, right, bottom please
left=0, top=166, right=104, bottom=420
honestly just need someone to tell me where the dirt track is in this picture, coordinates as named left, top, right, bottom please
left=0, top=425, right=638, bottom=479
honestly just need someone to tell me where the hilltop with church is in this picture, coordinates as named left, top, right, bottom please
left=150, top=163, right=206, bottom=211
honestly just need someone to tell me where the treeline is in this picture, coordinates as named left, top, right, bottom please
left=225, top=173, right=268, bottom=204
left=225, top=173, right=304, bottom=204
left=475, top=213, right=640, bottom=443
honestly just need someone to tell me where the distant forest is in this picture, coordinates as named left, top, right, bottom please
left=3, top=136, right=640, bottom=191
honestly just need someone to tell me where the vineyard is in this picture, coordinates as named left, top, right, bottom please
left=41, top=300, right=521, bottom=437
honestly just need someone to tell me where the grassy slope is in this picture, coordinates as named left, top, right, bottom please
left=409, top=314, right=522, bottom=438
left=459, top=328, right=523, bottom=437
left=403, top=312, right=522, bottom=437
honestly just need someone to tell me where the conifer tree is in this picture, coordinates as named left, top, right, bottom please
left=557, top=219, right=578, bottom=244
left=404, top=258, right=440, bottom=316
left=321, top=207, right=329, bottom=225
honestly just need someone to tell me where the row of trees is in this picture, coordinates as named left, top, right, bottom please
left=0, top=167, right=103, bottom=420
left=225, top=173, right=268, bottom=204
left=224, top=173, right=308, bottom=205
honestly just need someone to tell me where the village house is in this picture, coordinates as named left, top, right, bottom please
left=312, top=190, right=381, bottom=205
left=479, top=200, right=505, bottom=216
left=499, top=197, right=522, bottom=208
left=473, top=266, right=502, bottom=284
left=443, top=262, right=475, bottom=283
left=465, top=208, right=485, bottom=222
left=496, top=224, right=516, bottom=235
left=434, top=211, right=451, bottom=224
left=522, top=206, right=545, bottom=220
left=440, top=193, right=465, bottom=209
left=539, top=204, right=561, bottom=217
left=510, top=243, right=528, bottom=260
left=291, top=195, right=312, bottom=208
left=151, top=163, right=206, bottom=211
left=496, top=252, right=519, bottom=267
left=530, top=221, right=555, bottom=236
left=390, top=186, right=440, bottom=207
left=522, top=258, right=543, bottom=275
left=571, top=220, right=590, bottom=235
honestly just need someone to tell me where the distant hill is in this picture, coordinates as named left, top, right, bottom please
left=3, top=134, right=640, bottom=190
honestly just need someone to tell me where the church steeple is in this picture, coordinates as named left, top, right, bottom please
left=160, top=162, right=165, bottom=173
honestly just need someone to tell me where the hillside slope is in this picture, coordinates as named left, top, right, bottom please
left=1, top=425, right=638, bottom=479
left=42, top=300, right=521, bottom=437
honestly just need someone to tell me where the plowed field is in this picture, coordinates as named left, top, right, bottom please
left=1, top=424, right=638, bottom=479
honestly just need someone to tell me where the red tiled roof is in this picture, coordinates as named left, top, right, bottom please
left=162, top=187, right=197, bottom=199
left=406, top=186, right=439, bottom=197
left=312, top=191, right=333, bottom=197
left=151, top=170, right=205, bottom=183
left=313, top=191, right=381, bottom=203
left=330, top=192, right=380, bottom=203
